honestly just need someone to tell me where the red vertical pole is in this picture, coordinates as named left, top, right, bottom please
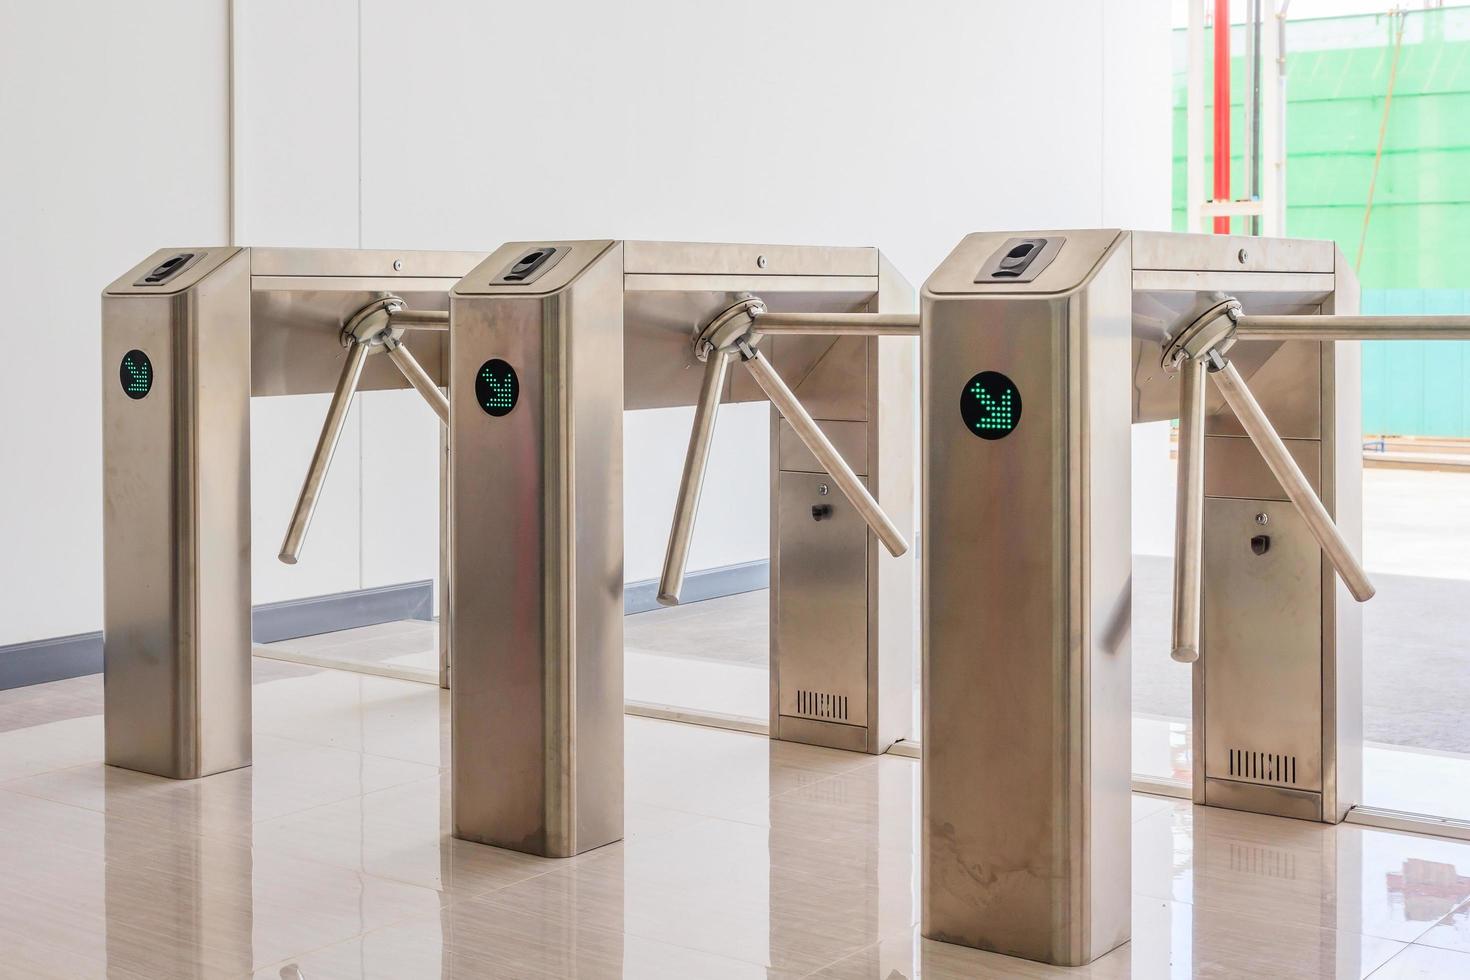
left=1213, top=0, right=1231, bottom=233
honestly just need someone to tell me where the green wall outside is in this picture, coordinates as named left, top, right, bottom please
left=1171, top=7, right=1470, bottom=436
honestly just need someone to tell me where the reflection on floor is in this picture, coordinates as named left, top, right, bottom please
left=256, top=618, right=439, bottom=684
left=625, top=589, right=769, bottom=721
left=2, top=662, right=1470, bottom=977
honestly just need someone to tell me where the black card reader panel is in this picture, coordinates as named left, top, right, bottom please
left=974, top=237, right=1064, bottom=284
left=132, top=251, right=203, bottom=287
left=489, top=246, right=568, bottom=286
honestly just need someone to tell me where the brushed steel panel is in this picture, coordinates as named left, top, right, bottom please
left=449, top=244, right=624, bottom=859
left=1202, top=496, right=1324, bottom=794
left=454, top=241, right=615, bottom=297
left=775, top=715, right=869, bottom=752
left=250, top=286, right=449, bottom=397
left=622, top=241, right=877, bottom=277
left=778, top=420, right=868, bottom=476
left=1204, top=777, right=1324, bottom=822
left=920, top=237, right=1132, bottom=966
left=622, top=286, right=873, bottom=411
left=105, top=246, right=242, bottom=296
left=248, top=247, right=484, bottom=279
left=1205, top=340, right=1322, bottom=440
left=102, top=250, right=252, bottom=779
left=1130, top=231, right=1335, bottom=273
left=774, top=471, right=870, bottom=729
left=925, top=229, right=1122, bottom=296
left=1204, top=436, right=1321, bottom=501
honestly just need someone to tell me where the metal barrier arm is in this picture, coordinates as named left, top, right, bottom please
left=278, top=296, right=449, bottom=564
left=1206, top=352, right=1375, bottom=602
left=739, top=339, right=910, bottom=559
left=384, top=338, right=450, bottom=425
left=657, top=347, right=734, bottom=606
left=279, top=341, right=369, bottom=564
left=1158, top=301, right=1470, bottom=657
left=654, top=300, right=917, bottom=605
left=1170, top=356, right=1208, bottom=663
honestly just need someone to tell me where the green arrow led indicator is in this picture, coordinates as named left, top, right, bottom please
left=959, top=371, right=1022, bottom=440
left=475, top=358, right=518, bottom=417
left=119, top=349, right=153, bottom=400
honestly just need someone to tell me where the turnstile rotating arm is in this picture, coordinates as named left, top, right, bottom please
left=1170, top=356, right=1208, bottom=663
left=279, top=342, right=370, bottom=565
left=1207, top=356, right=1375, bottom=602
left=384, top=339, right=450, bottom=425
left=656, top=349, right=734, bottom=606
left=278, top=296, right=450, bottom=566
left=739, top=342, right=909, bottom=560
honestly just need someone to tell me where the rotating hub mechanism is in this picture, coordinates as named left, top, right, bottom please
left=1163, top=295, right=1375, bottom=665
left=277, top=295, right=451, bottom=565
left=658, top=296, right=914, bottom=605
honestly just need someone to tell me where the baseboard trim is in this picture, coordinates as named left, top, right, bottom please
left=624, top=559, right=768, bottom=615
left=0, top=580, right=435, bottom=691
left=250, top=580, right=434, bottom=644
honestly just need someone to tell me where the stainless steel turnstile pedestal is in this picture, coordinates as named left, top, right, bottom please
left=102, top=247, right=480, bottom=780
left=921, top=231, right=1133, bottom=966
left=449, top=240, right=916, bottom=857
left=103, top=248, right=253, bottom=779
left=919, top=229, right=1366, bottom=965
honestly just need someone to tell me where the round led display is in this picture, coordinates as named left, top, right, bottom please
left=120, top=349, right=153, bottom=400
left=960, top=371, right=1021, bottom=440
left=475, top=358, right=519, bottom=417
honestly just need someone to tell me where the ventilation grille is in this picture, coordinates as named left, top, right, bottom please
left=1228, top=748, right=1298, bottom=785
left=795, top=689, right=849, bottom=721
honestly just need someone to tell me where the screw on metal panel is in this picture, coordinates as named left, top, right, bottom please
left=1255, top=512, right=1270, bottom=526
left=393, top=259, right=404, bottom=272
left=818, top=483, right=830, bottom=495
left=756, top=255, right=768, bottom=269
left=1237, top=249, right=1249, bottom=264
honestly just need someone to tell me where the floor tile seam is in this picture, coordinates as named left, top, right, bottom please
left=465, top=880, right=881, bottom=973
left=248, top=771, right=443, bottom=833
left=1409, top=934, right=1470, bottom=956
left=0, top=781, right=212, bottom=857
left=250, top=725, right=444, bottom=769
left=1148, top=888, right=1440, bottom=948
left=0, top=763, right=108, bottom=802
left=467, top=855, right=898, bottom=924
left=1362, top=941, right=1460, bottom=978
left=795, top=938, right=882, bottom=979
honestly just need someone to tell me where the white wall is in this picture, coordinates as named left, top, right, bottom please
left=0, top=2, right=229, bottom=645
left=1, top=0, right=1173, bottom=646
left=347, top=0, right=1175, bottom=581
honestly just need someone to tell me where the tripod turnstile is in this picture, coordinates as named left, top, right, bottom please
left=919, top=230, right=1373, bottom=965
left=448, top=241, right=917, bottom=857
left=101, top=247, right=479, bottom=779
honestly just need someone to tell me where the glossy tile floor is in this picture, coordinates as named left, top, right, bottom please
left=4, top=664, right=1470, bottom=978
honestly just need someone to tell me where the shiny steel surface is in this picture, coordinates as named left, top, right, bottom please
left=657, top=348, right=733, bottom=606
left=277, top=341, right=369, bottom=565
left=449, top=241, right=625, bottom=859
left=386, top=307, right=450, bottom=329
left=921, top=230, right=1133, bottom=966
left=750, top=310, right=921, bottom=336
left=102, top=246, right=476, bottom=781
left=774, top=471, right=870, bottom=729
left=1235, top=313, right=1470, bottom=340
left=1211, top=358, right=1375, bottom=602
left=1202, top=496, right=1326, bottom=813
left=385, top=340, right=450, bottom=425
left=102, top=248, right=253, bottom=780
left=1172, top=357, right=1207, bottom=664
left=742, top=345, right=908, bottom=558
